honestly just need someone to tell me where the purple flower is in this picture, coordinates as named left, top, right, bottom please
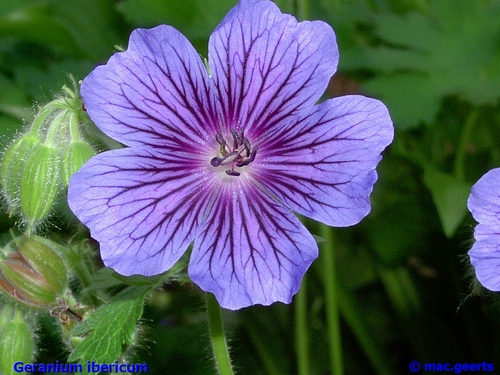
left=68, top=0, right=393, bottom=310
left=468, top=168, right=500, bottom=290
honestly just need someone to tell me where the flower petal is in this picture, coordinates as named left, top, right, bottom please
left=81, top=25, right=217, bottom=148
left=256, top=95, right=393, bottom=227
left=468, top=241, right=500, bottom=291
left=468, top=168, right=500, bottom=241
left=68, top=147, right=212, bottom=276
left=189, top=183, right=318, bottom=310
left=208, top=0, right=338, bottom=137
left=468, top=168, right=500, bottom=290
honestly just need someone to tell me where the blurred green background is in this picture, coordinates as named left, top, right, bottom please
left=1, top=0, right=500, bottom=374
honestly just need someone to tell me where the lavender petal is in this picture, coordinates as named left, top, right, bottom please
left=468, top=168, right=500, bottom=290
left=208, top=0, right=338, bottom=138
left=189, top=183, right=318, bottom=310
left=81, top=25, right=218, bottom=148
left=255, top=95, right=393, bottom=227
left=68, top=147, right=212, bottom=276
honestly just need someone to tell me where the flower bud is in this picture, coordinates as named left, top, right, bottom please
left=0, top=236, right=68, bottom=308
left=0, top=304, right=14, bottom=331
left=16, top=235, right=67, bottom=296
left=1, top=133, right=41, bottom=212
left=20, top=143, right=60, bottom=231
left=0, top=308, right=34, bottom=375
left=61, top=140, right=96, bottom=187
left=0, top=260, right=57, bottom=307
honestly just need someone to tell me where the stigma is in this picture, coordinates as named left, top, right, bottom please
left=210, top=129, right=258, bottom=177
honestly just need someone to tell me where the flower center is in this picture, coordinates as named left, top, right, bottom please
left=210, top=129, right=258, bottom=177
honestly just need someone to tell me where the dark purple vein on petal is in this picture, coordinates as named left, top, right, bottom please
left=196, top=185, right=311, bottom=299
left=84, top=150, right=211, bottom=263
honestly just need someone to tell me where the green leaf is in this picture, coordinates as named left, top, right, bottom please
left=363, top=73, right=442, bottom=129
left=0, top=3, right=82, bottom=56
left=50, top=0, right=124, bottom=60
left=68, top=285, right=152, bottom=367
left=28, top=60, right=93, bottom=100
left=0, top=0, right=123, bottom=59
left=363, top=157, right=437, bottom=265
left=0, top=73, right=31, bottom=149
left=14, top=59, right=94, bottom=104
left=422, top=168, right=471, bottom=238
left=116, top=0, right=234, bottom=53
left=0, top=0, right=36, bottom=15
left=0, top=73, right=29, bottom=113
left=370, top=12, right=440, bottom=53
left=357, top=0, right=500, bottom=128
left=366, top=199, right=430, bottom=265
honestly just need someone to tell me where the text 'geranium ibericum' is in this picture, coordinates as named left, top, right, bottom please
left=68, top=0, right=394, bottom=310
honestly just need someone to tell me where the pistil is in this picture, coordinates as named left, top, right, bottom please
left=211, top=129, right=257, bottom=176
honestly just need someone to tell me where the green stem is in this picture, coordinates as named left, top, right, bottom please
left=295, top=0, right=310, bottom=20
left=206, top=293, right=234, bottom=375
left=336, top=279, right=394, bottom=375
left=454, top=108, right=478, bottom=181
left=295, top=275, right=309, bottom=375
left=321, top=0, right=342, bottom=13
left=66, top=241, right=104, bottom=307
left=78, top=254, right=102, bottom=306
left=320, top=225, right=343, bottom=375
left=245, top=322, right=284, bottom=375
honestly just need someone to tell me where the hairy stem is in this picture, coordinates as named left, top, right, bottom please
left=320, top=225, right=344, bottom=375
left=295, top=275, right=310, bottom=375
left=207, top=293, right=234, bottom=375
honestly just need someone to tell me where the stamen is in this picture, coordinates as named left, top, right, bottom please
left=216, top=133, right=226, bottom=146
left=243, top=137, right=251, bottom=157
left=249, top=146, right=258, bottom=162
left=238, top=129, right=244, bottom=145
left=236, top=159, right=251, bottom=167
left=220, top=144, right=227, bottom=156
left=211, top=130, right=257, bottom=175
left=225, top=170, right=241, bottom=176
left=211, top=157, right=222, bottom=167
left=220, top=151, right=240, bottom=165
left=216, top=133, right=228, bottom=156
left=230, top=129, right=239, bottom=148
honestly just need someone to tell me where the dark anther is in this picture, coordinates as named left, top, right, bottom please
left=225, top=170, right=241, bottom=177
left=212, top=129, right=256, bottom=175
left=249, top=146, right=258, bottom=162
left=216, top=133, right=226, bottom=146
left=211, top=157, right=222, bottom=167
left=243, top=137, right=251, bottom=157
left=230, top=129, right=239, bottom=148
left=236, top=159, right=251, bottom=168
